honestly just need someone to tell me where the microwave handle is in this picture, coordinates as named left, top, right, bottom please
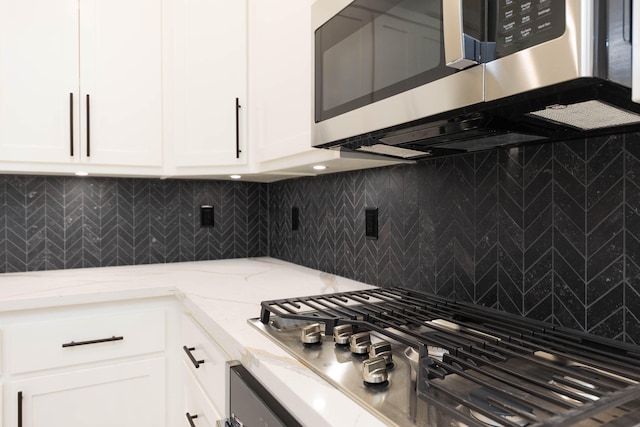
left=443, top=0, right=478, bottom=69
left=633, top=0, right=640, bottom=103
left=443, top=0, right=494, bottom=70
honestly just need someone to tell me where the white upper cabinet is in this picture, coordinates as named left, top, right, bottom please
left=0, top=0, right=163, bottom=174
left=0, top=0, right=80, bottom=164
left=249, top=0, right=314, bottom=164
left=164, top=0, right=248, bottom=174
left=78, top=0, right=163, bottom=167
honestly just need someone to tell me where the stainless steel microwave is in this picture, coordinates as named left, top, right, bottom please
left=312, top=0, right=640, bottom=159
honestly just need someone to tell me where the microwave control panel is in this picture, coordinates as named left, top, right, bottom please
left=494, top=0, right=565, bottom=57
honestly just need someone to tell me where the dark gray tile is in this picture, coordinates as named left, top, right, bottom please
left=116, top=179, right=135, bottom=266
left=554, top=231, right=586, bottom=281
left=45, top=177, right=65, bottom=270
left=587, top=232, right=623, bottom=281
left=553, top=182, right=586, bottom=231
left=553, top=275, right=585, bottom=331
left=82, top=178, right=101, bottom=268
left=523, top=267, right=552, bottom=320
left=0, top=175, right=5, bottom=273
left=100, top=179, right=118, bottom=267
left=553, top=159, right=585, bottom=207
left=524, top=226, right=552, bottom=273
left=6, top=175, right=27, bottom=272
left=64, top=177, right=84, bottom=269
left=149, top=180, right=167, bottom=265
left=587, top=134, right=623, bottom=168
left=587, top=205, right=623, bottom=256
left=587, top=154, right=624, bottom=210
left=178, top=180, right=195, bottom=262
left=554, top=207, right=585, bottom=256
left=25, top=176, right=46, bottom=271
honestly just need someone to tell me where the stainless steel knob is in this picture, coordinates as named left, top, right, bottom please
left=301, top=323, right=322, bottom=344
left=362, top=356, right=388, bottom=385
left=349, top=331, right=371, bottom=354
left=369, top=341, right=393, bottom=364
left=333, top=324, right=353, bottom=345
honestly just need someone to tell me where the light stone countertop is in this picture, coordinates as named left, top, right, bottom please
left=0, top=257, right=387, bottom=427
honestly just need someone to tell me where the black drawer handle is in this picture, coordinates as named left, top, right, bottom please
left=18, top=391, right=23, bottom=427
left=186, top=412, right=198, bottom=427
left=86, top=94, right=91, bottom=157
left=69, top=93, right=74, bottom=156
left=235, top=97, right=241, bottom=159
left=183, top=346, right=204, bottom=368
left=62, top=335, right=124, bottom=348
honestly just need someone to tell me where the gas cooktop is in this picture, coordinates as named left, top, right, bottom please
left=249, top=287, right=640, bottom=426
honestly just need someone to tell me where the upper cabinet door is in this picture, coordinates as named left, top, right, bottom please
left=249, top=0, right=314, bottom=163
left=166, top=0, right=247, bottom=170
left=0, top=0, right=80, bottom=164
left=79, top=0, right=163, bottom=167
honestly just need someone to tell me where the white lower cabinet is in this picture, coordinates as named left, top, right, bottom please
left=6, top=358, right=165, bottom=427
left=181, top=314, right=230, bottom=417
left=0, top=298, right=182, bottom=427
left=3, top=309, right=166, bottom=374
left=183, top=362, right=220, bottom=427
left=0, top=298, right=237, bottom=427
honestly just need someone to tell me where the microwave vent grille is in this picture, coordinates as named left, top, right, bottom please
left=528, top=100, right=640, bottom=130
left=356, top=144, right=428, bottom=159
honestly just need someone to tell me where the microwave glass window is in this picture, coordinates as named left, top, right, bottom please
left=315, top=0, right=454, bottom=122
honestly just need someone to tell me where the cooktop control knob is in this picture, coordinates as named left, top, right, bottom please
left=301, top=323, right=322, bottom=345
left=369, top=341, right=393, bottom=365
left=349, top=331, right=371, bottom=354
left=333, top=324, right=353, bottom=345
left=362, top=356, right=389, bottom=385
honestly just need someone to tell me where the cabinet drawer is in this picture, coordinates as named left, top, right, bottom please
left=181, top=315, right=229, bottom=414
left=6, top=358, right=166, bottom=427
left=183, top=362, right=222, bottom=427
left=4, top=309, right=165, bottom=374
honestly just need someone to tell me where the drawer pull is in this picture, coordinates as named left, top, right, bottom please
left=86, top=94, right=91, bottom=157
left=183, top=346, right=205, bottom=368
left=235, top=97, right=241, bottom=159
left=185, top=412, right=198, bottom=427
left=62, top=335, right=124, bottom=348
left=18, top=391, right=23, bottom=427
left=69, top=93, right=74, bottom=156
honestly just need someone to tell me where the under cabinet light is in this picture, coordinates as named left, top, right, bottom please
left=230, top=175, right=242, bottom=180
left=75, top=171, right=89, bottom=176
left=312, top=165, right=327, bottom=171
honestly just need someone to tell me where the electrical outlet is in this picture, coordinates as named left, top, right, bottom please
left=200, top=205, right=214, bottom=227
left=292, top=207, right=299, bottom=231
left=365, top=208, right=378, bottom=240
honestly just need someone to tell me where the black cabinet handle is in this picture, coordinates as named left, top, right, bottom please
left=17, top=391, right=22, bottom=427
left=185, top=412, right=198, bottom=427
left=183, top=345, right=204, bottom=368
left=86, top=94, right=91, bottom=157
left=69, top=93, right=74, bottom=156
left=62, top=335, right=123, bottom=348
left=235, top=97, right=241, bottom=159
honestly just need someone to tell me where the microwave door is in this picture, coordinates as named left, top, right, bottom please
left=312, top=0, right=485, bottom=148
left=484, top=0, right=583, bottom=102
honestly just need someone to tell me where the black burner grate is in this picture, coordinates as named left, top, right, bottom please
left=259, top=286, right=640, bottom=426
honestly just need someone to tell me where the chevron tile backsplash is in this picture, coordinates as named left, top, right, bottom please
left=0, top=176, right=268, bottom=271
left=2, top=132, right=640, bottom=344
left=269, top=132, right=640, bottom=344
